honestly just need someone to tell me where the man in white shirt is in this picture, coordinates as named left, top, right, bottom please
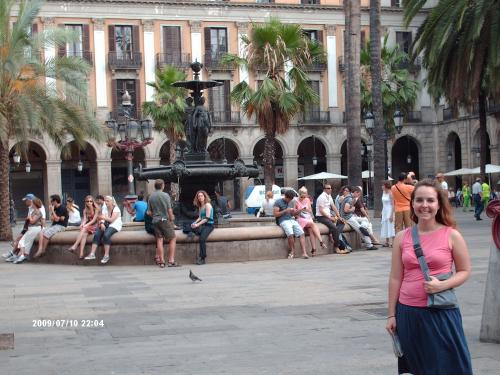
left=472, top=178, right=483, bottom=220
left=315, top=184, right=347, bottom=254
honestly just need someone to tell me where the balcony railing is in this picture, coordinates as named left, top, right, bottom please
left=156, top=53, right=191, bottom=69
left=305, top=61, right=327, bottom=72
left=300, top=111, right=330, bottom=124
left=108, top=52, right=142, bottom=70
left=204, top=51, right=234, bottom=70
left=211, top=111, right=241, bottom=124
left=66, top=50, right=93, bottom=65
left=406, top=111, right=422, bottom=123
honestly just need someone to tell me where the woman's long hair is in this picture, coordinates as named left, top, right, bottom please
left=410, top=179, right=456, bottom=228
left=84, top=195, right=98, bottom=216
left=193, top=190, right=211, bottom=209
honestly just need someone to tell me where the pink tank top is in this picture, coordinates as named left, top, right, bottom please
left=398, top=226, right=453, bottom=307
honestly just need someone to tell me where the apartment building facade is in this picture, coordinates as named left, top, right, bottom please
left=8, top=0, right=499, bottom=210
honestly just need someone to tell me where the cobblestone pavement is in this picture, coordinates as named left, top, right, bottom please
left=0, top=209, right=498, bottom=375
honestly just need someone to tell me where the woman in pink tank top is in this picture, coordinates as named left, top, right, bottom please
left=386, top=179, right=472, bottom=375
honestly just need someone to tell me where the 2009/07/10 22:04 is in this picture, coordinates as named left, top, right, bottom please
left=32, top=319, right=105, bottom=328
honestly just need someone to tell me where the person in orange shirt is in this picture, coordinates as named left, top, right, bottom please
left=391, top=172, right=415, bottom=233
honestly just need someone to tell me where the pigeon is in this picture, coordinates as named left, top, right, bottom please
left=189, top=269, right=202, bottom=282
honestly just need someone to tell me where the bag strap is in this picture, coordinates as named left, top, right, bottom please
left=395, top=184, right=411, bottom=202
left=410, top=226, right=432, bottom=282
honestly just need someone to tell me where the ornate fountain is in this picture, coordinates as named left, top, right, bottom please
left=134, top=61, right=259, bottom=221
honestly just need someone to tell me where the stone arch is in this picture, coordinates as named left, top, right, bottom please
left=207, top=137, right=240, bottom=163
left=472, top=129, right=491, bottom=165
left=296, top=133, right=334, bottom=156
left=252, top=137, right=285, bottom=186
left=297, top=135, right=328, bottom=193
left=391, top=135, right=420, bottom=179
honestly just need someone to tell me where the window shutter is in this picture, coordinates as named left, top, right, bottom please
left=360, top=30, right=366, bottom=49
left=204, top=27, right=211, bottom=52
left=82, top=24, right=90, bottom=52
left=317, top=30, right=323, bottom=45
left=163, top=26, right=181, bottom=58
left=135, top=79, right=141, bottom=117
left=108, top=25, right=115, bottom=52
left=224, top=81, right=231, bottom=112
left=111, top=79, right=118, bottom=115
left=57, top=24, right=66, bottom=57
left=132, top=25, right=139, bottom=53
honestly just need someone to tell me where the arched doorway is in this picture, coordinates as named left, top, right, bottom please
left=111, top=147, right=146, bottom=203
left=253, top=139, right=284, bottom=187
left=445, top=132, right=462, bottom=189
left=297, top=136, right=326, bottom=195
left=159, top=139, right=189, bottom=165
left=61, top=141, right=97, bottom=208
left=472, top=130, right=491, bottom=166
left=208, top=138, right=241, bottom=209
left=340, top=140, right=368, bottom=184
left=391, top=136, right=419, bottom=180
left=9, top=142, right=47, bottom=218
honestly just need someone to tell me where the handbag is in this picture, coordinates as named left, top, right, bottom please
left=410, top=226, right=459, bottom=309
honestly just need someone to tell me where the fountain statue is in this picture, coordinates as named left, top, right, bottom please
left=135, top=61, right=259, bottom=222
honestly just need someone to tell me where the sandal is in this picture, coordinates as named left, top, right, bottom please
left=67, top=247, right=76, bottom=253
left=167, top=262, right=181, bottom=267
left=154, top=256, right=160, bottom=265
left=287, top=252, right=294, bottom=259
left=311, top=248, right=316, bottom=257
left=302, top=255, right=309, bottom=259
left=320, top=241, right=327, bottom=249
left=159, top=262, right=165, bottom=268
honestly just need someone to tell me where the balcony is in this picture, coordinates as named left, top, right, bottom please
left=300, top=111, right=330, bottom=124
left=304, top=61, right=327, bottom=72
left=443, top=107, right=454, bottom=121
left=204, top=51, right=234, bottom=71
left=108, top=52, right=142, bottom=70
left=211, top=111, right=241, bottom=125
left=66, top=50, right=93, bottom=66
left=406, top=111, right=422, bottom=123
left=338, top=56, right=345, bottom=73
left=156, top=53, right=191, bottom=69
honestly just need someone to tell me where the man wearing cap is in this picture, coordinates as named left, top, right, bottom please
left=472, top=177, right=483, bottom=220
left=436, top=172, right=448, bottom=191
left=34, top=194, right=68, bottom=258
left=3, top=194, right=46, bottom=260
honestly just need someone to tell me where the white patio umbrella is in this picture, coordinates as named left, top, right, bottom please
left=443, top=167, right=475, bottom=176
left=362, top=170, right=393, bottom=180
left=298, top=171, right=348, bottom=181
left=469, top=164, right=500, bottom=174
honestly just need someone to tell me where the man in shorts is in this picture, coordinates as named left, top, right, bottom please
left=147, top=179, right=179, bottom=267
left=34, top=194, right=68, bottom=258
left=274, top=190, right=308, bottom=259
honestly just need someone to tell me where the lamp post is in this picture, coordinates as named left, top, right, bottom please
left=106, top=90, right=153, bottom=196
left=312, top=135, right=318, bottom=167
left=364, top=109, right=404, bottom=179
left=361, top=143, right=373, bottom=208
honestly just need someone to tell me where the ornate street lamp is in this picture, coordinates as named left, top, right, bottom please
left=13, top=152, right=21, bottom=165
left=106, top=90, right=154, bottom=196
left=77, top=160, right=83, bottom=172
left=25, top=161, right=31, bottom=173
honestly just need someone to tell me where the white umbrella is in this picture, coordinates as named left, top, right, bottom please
left=362, top=170, right=393, bottom=180
left=469, top=164, right=500, bottom=174
left=298, top=171, right=348, bottom=180
left=443, top=167, right=475, bottom=176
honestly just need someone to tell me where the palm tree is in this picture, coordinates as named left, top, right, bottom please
left=369, top=0, right=385, bottom=216
left=403, top=0, right=499, bottom=180
left=0, top=0, right=102, bottom=241
left=344, top=0, right=363, bottom=187
left=142, top=65, right=187, bottom=167
left=221, top=18, right=324, bottom=191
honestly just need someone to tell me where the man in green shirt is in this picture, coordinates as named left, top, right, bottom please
left=482, top=181, right=491, bottom=206
left=462, top=182, right=472, bottom=212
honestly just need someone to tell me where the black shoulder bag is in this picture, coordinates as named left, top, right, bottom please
left=410, top=226, right=458, bottom=309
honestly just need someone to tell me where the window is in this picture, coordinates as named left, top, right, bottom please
left=303, top=81, right=320, bottom=122
left=391, top=0, right=402, bottom=7
left=65, top=25, right=83, bottom=57
left=209, top=80, right=231, bottom=122
left=303, top=30, right=323, bottom=44
left=301, top=0, right=320, bottom=4
left=208, top=28, right=227, bottom=58
left=396, top=31, right=412, bottom=54
left=112, top=79, right=139, bottom=118
left=114, top=26, right=133, bottom=59
left=162, top=26, right=182, bottom=63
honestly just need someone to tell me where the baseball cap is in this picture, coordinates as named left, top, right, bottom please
left=22, top=193, right=35, bottom=201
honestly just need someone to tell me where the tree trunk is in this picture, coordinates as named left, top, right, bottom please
left=478, top=89, right=487, bottom=182
left=344, top=0, right=351, bottom=129
left=370, top=0, right=384, bottom=217
left=346, top=0, right=362, bottom=187
left=263, top=128, right=276, bottom=193
left=0, top=140, right=13, bottom=241
left=168, top=131, right=179, bottom=200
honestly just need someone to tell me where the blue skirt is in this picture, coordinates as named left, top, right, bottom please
left=396, top=302, right=473, bottom=375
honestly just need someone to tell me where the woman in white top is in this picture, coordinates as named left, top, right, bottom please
left=66, top=197, right=81, bottom=226
left=258, top=190, right=275, bottom=217
left=84, top=195, right=122, bottom=264
left=380, top=181, right=396, bottom=247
